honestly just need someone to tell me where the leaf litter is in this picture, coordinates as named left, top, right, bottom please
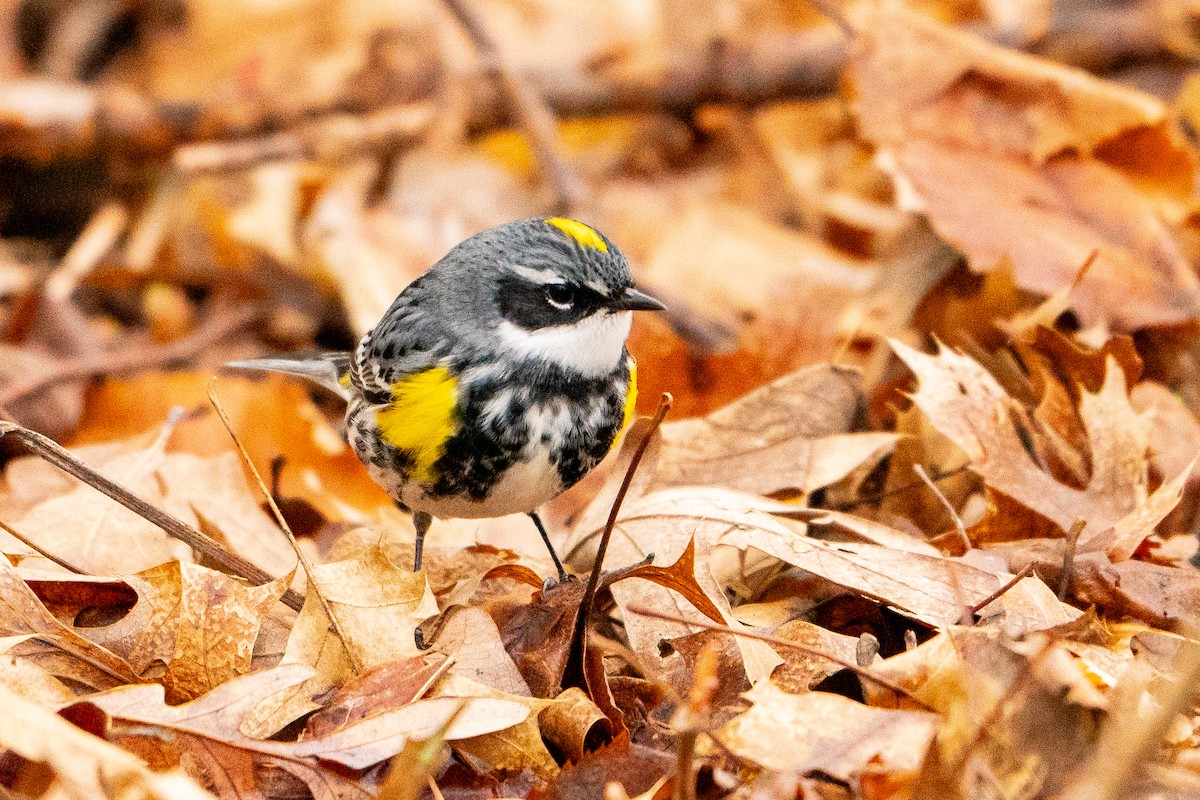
left=6, top=1, right=1200, bottom=799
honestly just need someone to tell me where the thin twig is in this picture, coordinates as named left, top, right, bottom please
left=1058, top=518, right=1086, bottom=601
left=0, top=518, right=85, bottom=574
left=581, top=395, right=673, bottom=623
left=967, top=563, right=1035, bottom=620
left=913, top=463, right=971, bottom=552
left=174, top=104, right=433, bottom=174
left=564, top=394, right=672, bottom=688
left=440, top=0, right=585, bottom=213
left=624, top=604, right=934, bottom=711
left=0, top=421, right=305, bottom=612
left=0, top=303, right=260, bottom=409
left=208, top=378, right=362, bottom=674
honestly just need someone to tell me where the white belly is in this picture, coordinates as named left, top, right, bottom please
left=398, top=443, right=564, bottom=519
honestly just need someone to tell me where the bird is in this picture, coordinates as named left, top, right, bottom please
left=228, top=216, right=665, bottom=582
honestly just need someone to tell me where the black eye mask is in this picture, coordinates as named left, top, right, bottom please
left=495, top=273, right=614, bottom=330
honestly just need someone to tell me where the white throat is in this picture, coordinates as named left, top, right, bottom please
left=497, top=311, right=632, bottom=378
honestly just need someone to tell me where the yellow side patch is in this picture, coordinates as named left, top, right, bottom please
left=375, top=366, right=460, bottom=483
left=545, top=217, right=608, bottom=252
left=621, top=358, right=638, bottom=431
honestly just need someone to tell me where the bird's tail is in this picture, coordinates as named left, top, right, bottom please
left=225, top=353, right=353, bottom=401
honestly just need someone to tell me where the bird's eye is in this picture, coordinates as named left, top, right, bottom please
left=544, top=284, right=575, bottom=310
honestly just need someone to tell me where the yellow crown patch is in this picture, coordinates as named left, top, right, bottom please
left=545, top=217, right=608, bottom=252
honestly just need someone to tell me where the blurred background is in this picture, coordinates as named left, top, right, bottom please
left=2, top=0, right=1200, bottom=443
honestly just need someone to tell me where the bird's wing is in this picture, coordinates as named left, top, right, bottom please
left=224, top=352, right=354, bottom=401
left=351, top=289, right=453, bottom=405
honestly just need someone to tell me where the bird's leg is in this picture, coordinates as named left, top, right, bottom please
left=528, top=510, right=569, bottom=584
left=412, top=510, right=432, bottom=572
left=412, top=510, right=434, bottom=650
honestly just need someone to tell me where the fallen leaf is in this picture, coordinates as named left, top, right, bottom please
left=436, top=606, right=531, bottom=697
left=894, top=340, right=1185, bottom=559
left=650, top=363, right=899, bottom=497
left=433, top=674, right=558, bottom=779
left=0, top=683, right=216, bottom=799
left=304, top=652, right=448, bottom=738
left=75, top=663, right=532, bottom=772
left=768, top=619, right=861, bottom=693
left=716, top=682, right=937, bottom=781
left=0, top=552, right=136, bottom=689
left=538, top=686, right=610, bottom=764
left=849, top=3, right=1200, bottom=329
left=83, top=560, right=292, bottom=701
left=244, top=545, right=437, bottom=736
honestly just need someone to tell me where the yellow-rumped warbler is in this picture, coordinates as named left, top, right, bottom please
left=229, top=217, right=664, bottom=580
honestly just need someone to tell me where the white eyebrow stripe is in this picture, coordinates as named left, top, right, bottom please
left=506, top=263, right=566, bottom=284
left=585, top=279, right=609, bottom=295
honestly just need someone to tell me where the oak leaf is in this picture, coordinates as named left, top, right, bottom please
left=849, top=3, right=1200, bottom=329
left=894, top=339, right=1189, bottom=559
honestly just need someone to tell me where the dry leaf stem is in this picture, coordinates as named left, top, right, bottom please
left=913, top=463, right=971, bottom=552
left=0, top=518, right=85, bottom=573
left=0, top=420, right=305, bottom=611
left=208, top=378, right=363, bottom=673
left=579, top=395, right=673, bottom=625
left=964, top=563, right=1034, bottom=621
left=565, top=394, right=672, bottom=688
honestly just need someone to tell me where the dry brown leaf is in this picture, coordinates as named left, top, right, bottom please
left=157, top=451, right=296, bottom=576
left=0, top=552, right=137, bottom=689
left=538, top=686, right=610, bottom=764
left=716, top=682, right=937, bottom=781
left=849, top=3, right=1200, bottom=329
left=0, top=636, right=77, bottom=705
left=1132, top=380, right=1200, bottom=537
left=650, top=363, right=899, bottom=497
left=1071, top=553, right=1200, bottom=628
left=82, top=560, right=292, bottom=702
left=5, top=423, right=194, bottom=574
left=768, top=619, right=861, bottom=693
left=433, top=673, right=558, bottom=779
left=244, top=545, right=437, bottom=736
left=894, top=340, right=1189, bottom=559
left=629, top=487, right=1076, bottom=630
left=606, top=537, right=724, bottom=624
left=486, top=576, right=582, bottom=698
left=76, top=663, right=531, bottom=772
left=0, top=683, right=217, bottom=800
left=437, top=606, right=531, bottom=696
left=304, top=652, right=448, bottom=739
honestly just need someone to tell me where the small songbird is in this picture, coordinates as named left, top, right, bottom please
left=229, top=217, right=665, bottom=580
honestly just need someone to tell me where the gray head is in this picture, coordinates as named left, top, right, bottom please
left=422, top=217, right=664, bottom=377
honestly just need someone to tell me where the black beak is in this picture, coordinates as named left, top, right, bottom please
left=612, top=286, right=667, bottom=312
